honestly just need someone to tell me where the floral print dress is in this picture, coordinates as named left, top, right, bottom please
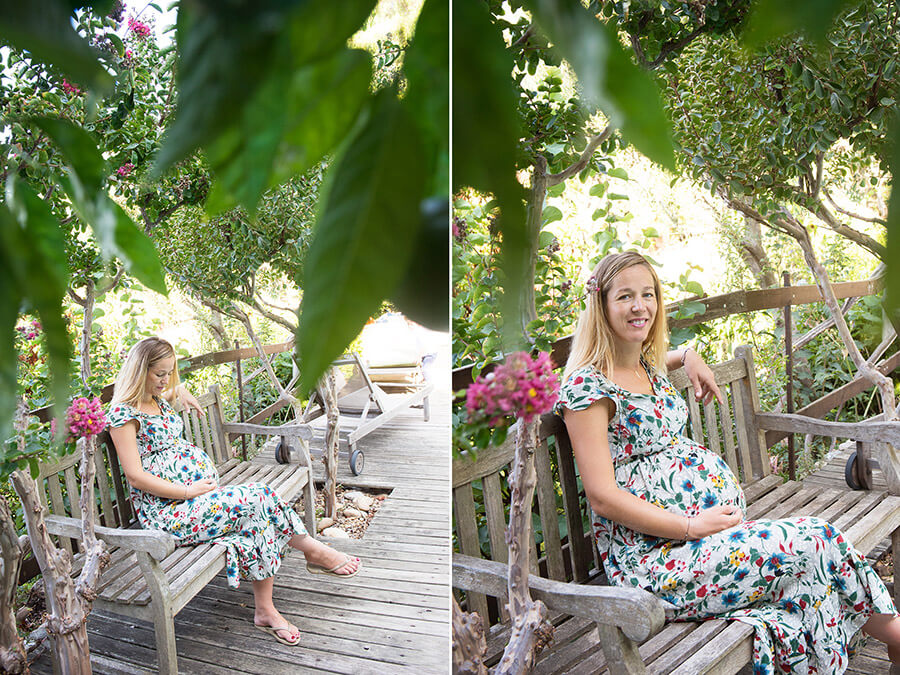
left=108, top=397, right=307, bottom=589
left=558, top=364, right=896, bottom=674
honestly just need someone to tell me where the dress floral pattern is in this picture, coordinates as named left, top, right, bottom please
left=107, top=397, right=306, bottom=589
left=558, top=363, right=896, bottom=674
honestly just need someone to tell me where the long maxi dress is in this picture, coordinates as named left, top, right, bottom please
left=557, top=362, right=896, bottom=674
left=108, top=396, right=306, bottom=589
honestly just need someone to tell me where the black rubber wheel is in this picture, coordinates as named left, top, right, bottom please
left=350, top=448, right=365, bottom=476
left=275, top=441, right=292, bottom=464
left=844, top=451, right=862, bottom=490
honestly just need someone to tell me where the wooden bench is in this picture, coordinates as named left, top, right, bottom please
left=35, top=385, right=316, bottom=674
left=453, top=346, right=900, bottom=674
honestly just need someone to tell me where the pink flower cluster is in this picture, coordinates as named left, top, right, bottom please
left=466, top=351, right=559, bottom=425
left=65, top=397, right=108, bottom=440
left=61, top=78, right=82, bottom=96
left=15, top=319, right=41, bottom=340
left=128, top=17, right=152, bottom=38
left=117, top=162, right=135, bottom=177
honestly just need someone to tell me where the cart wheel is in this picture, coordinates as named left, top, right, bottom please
left=275, top=441, right=292, bottom=464
left=845, top=451, right=862, bottom=490
left=350, top=448, right=365, bottom=476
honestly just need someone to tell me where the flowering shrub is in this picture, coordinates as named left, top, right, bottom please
left=65, top=397, right=108, bottom=440
left=127, top=17, right=152, bottom=38
left=466, top=351, right=559, bottom=428
left=117, top=162, right=135, bottom=177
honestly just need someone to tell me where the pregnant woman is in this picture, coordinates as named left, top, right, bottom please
left=108, top=337, right=360, bottom=646
left=558, top=251, right=900, bottom=674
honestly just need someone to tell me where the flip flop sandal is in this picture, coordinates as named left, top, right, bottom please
left=306, top=554, right=361, bottom=578
left=255, top=623, right=301, bottom=646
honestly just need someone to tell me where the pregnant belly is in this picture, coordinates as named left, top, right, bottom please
left=618, top=442, right=745, bottom=516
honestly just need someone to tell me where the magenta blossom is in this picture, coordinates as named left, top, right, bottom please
left=117, top=162, right=135, bottom=177
left=466, top=351, right=559, bottom=426
left=127, top=17, right=152, bottom=38
left=61, top=78, right=82, bottom=96
left=65, top=397, right=108, bottom=440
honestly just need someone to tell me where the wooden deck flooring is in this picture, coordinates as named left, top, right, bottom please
left=31, top=352, right=451, bottom=674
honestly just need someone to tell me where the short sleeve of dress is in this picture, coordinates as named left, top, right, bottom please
left=556, top=366, right=618, bottom=417
left=107, top=403, right=139, bottom=429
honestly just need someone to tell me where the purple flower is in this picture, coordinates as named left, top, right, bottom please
left=466, top=351, right=560, bottom=426
left=117, top=162, right=135, bottom=177
left=65, top=397, right=108, bottom=440
left=127, top=17, right=152, bottom=38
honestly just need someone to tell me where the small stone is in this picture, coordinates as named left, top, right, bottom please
left=321, top=526, right=350, bottom=539
left=354, top=495, right=374, bottom=511
left=343, top=490, right=364, bottom=502
left=375, top=494, right=386, bottom=501
left=343, top=507, right=363, bottom=518
left=317, top=517, right=334, bottom=532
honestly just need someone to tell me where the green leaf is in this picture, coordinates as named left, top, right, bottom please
left=1, top=183, right=72, bottom=426
left=744, top=0, right=861, bottom=47
left=589, top=182, right=607, bottom=198
left=154, top=0, right=377, bottom=176
left=453, top=0, right=528, bottom=348
left=297, top=91, right=427, bottom=394
left=607, top=167, right=628, bottom=180
left=390, top=196, right=449, bottom=330
left=542, top=205, right=563, bottom=224
left=29, top=457, right=40, bottom=479
left=403, top=0, right=449, bottom=199
left=0, top=0, right=112, bottom=91
left=29, top=116, right=107, bottom=194
left=528, top=1, right=676, bottom=171
left=110, top=203, right=168, bottom=295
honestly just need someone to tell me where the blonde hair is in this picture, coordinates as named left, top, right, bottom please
left=111, top=337, right=180, bottom=408
left=564, top=251, right=669, bottom=381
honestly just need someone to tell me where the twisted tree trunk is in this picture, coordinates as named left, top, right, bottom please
left=452, top=596, right=487, bottom=674
left=10, top=430, right=109, bottom=673
left=495, top=419, right=553, bottom=674
left=320, top=368, right=340, bottom=520
left=0, top=496, right=26, bottom=673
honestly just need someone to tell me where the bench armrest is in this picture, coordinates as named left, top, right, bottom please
left=221, top=421, right=312, bottom=441
left=755, top=413, right=900, bottom=444
left=453, top=554, right=673, bottom=642
left=44, top=515, right=176, bottom=561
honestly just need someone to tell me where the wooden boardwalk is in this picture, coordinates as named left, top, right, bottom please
left=803, top=445, right=893, bottom=675
left=31, top=352, right=451, bottom=674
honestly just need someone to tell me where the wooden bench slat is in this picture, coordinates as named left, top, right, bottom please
left=833, top=490, right=886, bottom=533
left=762, top=486, right=821, bottom=521
left=717, top=392, right=739, bottom=474
left=816, top=489, right=868, bottom=524
left=845, top=495, right=900, bottom=555
left=741, top=474, right=781, bottom=504
left=667, top=620, right=754, bottom=675
left=745, top=481, right=802, bottom=520
left=535, top=442, right=566, bottom=582
left=454, top=482, right=489, bottom=622
left=647, top=619, right=730, bottom=674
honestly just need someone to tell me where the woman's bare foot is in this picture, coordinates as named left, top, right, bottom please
left=254, top=607, right=300, bottom=645
left=301, top=538, right=360, bottom=575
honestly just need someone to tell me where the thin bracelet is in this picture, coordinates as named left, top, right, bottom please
left=681, top=348, right=693, bottom=366
left=683, top=516, right=691, bottom=540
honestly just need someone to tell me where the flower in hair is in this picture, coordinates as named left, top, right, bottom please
left=585, top=275, right=601, bottom=295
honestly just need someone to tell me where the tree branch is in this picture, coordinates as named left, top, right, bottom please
left=629, top=24, right=710, bottom=70
left=811, top=199, right=886, bottom=259
left=546, top=125, right=613, bottom=186
left=822, top=187, right=886, bottom=226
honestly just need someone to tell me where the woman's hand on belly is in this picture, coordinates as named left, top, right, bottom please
left=687, top=504, right=743, bottom=540
left=185, top=478, right=218, bottom=499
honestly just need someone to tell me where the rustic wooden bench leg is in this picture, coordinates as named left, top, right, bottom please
left=136, top=552, right=178, bottom=675
left=423, top=394, right=431, bottom=423
left=596, top=623, right=646, bottom=674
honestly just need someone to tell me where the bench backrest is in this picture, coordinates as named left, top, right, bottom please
left=452, top=345, right=769, bottom=627
left=35, top=385, right=233, bottom=557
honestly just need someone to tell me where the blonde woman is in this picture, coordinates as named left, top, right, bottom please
left=558, top=252, right=899, bottom=674
left=108, top=337, right=360, bottom=646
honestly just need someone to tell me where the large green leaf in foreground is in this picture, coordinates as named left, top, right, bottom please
left=297, top=91, right=427, bottom=394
